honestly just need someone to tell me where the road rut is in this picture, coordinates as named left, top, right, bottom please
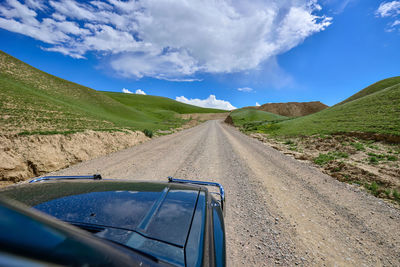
left=52, top=120, right=400, bottom=266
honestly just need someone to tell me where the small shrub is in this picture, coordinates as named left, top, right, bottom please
left=264, top=123, right=281, bottom=131
left=384, top=189, right=391, bottom=197
left=386, top=155, right=397, bottom=161
left=364, top=182, right=379, bottom=196
left=369, top=156, right=378, bottom=164
left=143, top=129, right=153, bottom=138
left=313, top=151, right=349, bottom=166
left=332, top=167, right=341, bottom=172
left=313, top=153, right=335, bottom=165
left=350, top=142, right=365, bottom=151
left=284, top=140, right=295, bottom=145
left=333, top=151, right=349, bottom=158
left=393, top=189, right=400, bottom=201
left=368, top=144, right=380, bottom=150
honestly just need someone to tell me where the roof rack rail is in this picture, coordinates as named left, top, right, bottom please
left=29, top=174, right=102, bottom=184
left=167, top=176, right=225, bottom=212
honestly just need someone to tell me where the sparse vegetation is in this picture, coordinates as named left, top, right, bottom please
left=367, top=153, right=397, bottom=164
left=251, top=133, right=400, bottom=204
left=313, top=151, right=349, bottom=166
left=284, top=140, right=295, bottom=145
left=142, top=129, right=153, bottom=138
left=368, top=156, right=379, bottom=164
left=393, top=190, right=400, bottom=202
left=364, top=181, right=380, bottom=197
left=351, top=142, right=365, bottom=151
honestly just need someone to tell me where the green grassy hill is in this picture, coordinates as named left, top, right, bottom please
left=230, top=108, right=288, bottom=126
left=338, top=76, right=400, bottom=105
left=258, top=78, right=400, bottom=136
left=0, top=51, right=226, bottom=135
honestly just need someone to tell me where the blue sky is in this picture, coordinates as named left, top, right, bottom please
left=0, top=0, right=399, bottom=109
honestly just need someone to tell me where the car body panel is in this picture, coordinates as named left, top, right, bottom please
left=0, top=198, right=169, bottom=266
left=0, top=179, right=226, bottom=266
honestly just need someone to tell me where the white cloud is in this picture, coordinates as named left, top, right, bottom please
left=256, top=102, right=261, bottom=106
left=376, top=1, right=400, bottom=17
left=135, top=89, right=146, bottom=95
left=25, top=0, right=46, bottom=11
left=122, top=88, right=146, bottom=95
left=238, top=87, right=253, bottom=92
left=176, top=95, right=236, bottom=110
left=122, top=88, right=133, bottom=94
left=393, top=19, right=400, bottom=26
left=0, top=0, right=332, bottom=80
left=376, top=1, right=400, bottom=31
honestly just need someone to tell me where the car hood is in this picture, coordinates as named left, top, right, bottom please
left=1, top=181, right=200, bottom=248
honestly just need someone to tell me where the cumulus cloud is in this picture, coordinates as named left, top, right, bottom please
left=176, top=95, right=236, bottom=110
left=376, top=1, right=400, bottom=31
left=135, top=89, right=146, bottom=95
left=122, top=88, right=133, bottom=94
left=256, top=102, right=261, bottom=106
left=122, top=88, right=146, bottom=95
left=0, top=0, right=332, bottom=80
left=376, top=1, right=400, bottom=17
left=238, top=87, right=253, bottom=92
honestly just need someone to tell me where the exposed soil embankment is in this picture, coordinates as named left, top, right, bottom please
left=0, top=130, right=148, bottom=185
left=256, top=101, right=328, bottom=117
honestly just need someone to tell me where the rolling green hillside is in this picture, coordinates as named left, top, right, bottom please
left=338, top=76, right=400, bottom=105
left=259, top=79, right=400, bottom=136
left=0, top=51, right=226, bottom=135
left=230, top=108, right=288, bottom=126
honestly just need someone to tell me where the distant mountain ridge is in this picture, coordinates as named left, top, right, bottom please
left=249, top=101, right=328, bottom=117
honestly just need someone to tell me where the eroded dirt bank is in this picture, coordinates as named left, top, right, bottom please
left=0, top=130, right=148, bottom=185
left=48, top=120, right=400, bottom=266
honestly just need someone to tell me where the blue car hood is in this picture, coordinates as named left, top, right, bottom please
left=0, top=181, right=208, bottom=266
left=33, top=184, right=199, bottom=247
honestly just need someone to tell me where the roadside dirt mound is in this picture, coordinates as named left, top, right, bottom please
left=257, top=101, right=328, bottom=117
left=224, top=115, right=234, bottom=125
left=0, top=130, right=149, bottom=185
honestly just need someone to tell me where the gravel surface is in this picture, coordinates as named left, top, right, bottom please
left=52, top=120, right=400, bottom=266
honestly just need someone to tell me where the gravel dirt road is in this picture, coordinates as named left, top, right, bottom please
left=52, top=120, right=400, bottom=266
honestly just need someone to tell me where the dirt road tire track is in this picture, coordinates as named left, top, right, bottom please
left=51, top=120, right=400, bottom=266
